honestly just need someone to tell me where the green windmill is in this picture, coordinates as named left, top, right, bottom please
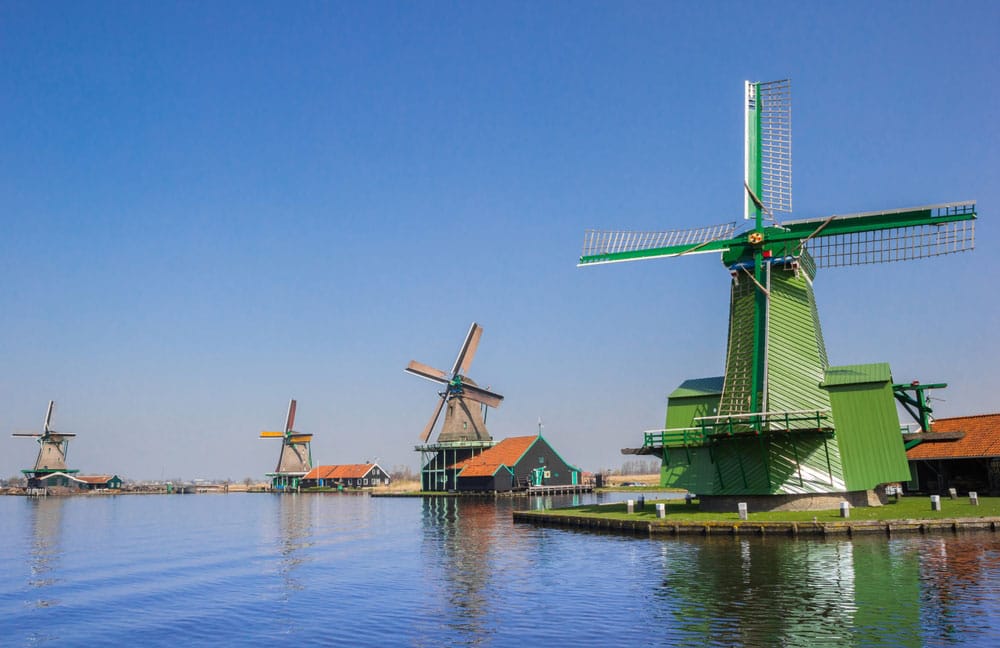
left=580, top=79, right=977, bottom=509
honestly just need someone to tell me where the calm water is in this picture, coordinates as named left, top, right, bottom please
left=2, top=493, right=1000, bottom=647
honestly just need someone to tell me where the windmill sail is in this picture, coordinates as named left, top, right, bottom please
left=746, top=79, right=792, bottom=220
left=407, top=322, right=502, bottom=444
left=579, top=222, right=737, bottom=265
left=786, top=201, right=976, bottom=268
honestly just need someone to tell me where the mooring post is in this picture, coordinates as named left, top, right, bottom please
left=970, top=491, right=979, bottom=506
left=637, top=495, right=645, bottom=511
left=840, top=501, right=850, bottom=518
left=738, top=502, right=748, bottom=521
left=627, top=499, right=634, bottom=514
left=948, top=487, right=957, bottom=500
left=656, top=503, right=666, bottom=519
left=931, top=495, right=941, bottom=511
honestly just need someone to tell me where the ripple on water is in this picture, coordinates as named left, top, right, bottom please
left=2, top=494, right=1000, bottom=646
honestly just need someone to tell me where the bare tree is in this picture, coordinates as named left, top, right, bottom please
left=389, top=465, right=417, bottom=481
left=620, top=459, right=660, bottom=475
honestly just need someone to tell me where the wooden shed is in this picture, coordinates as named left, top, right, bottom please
left=906, top=413, right=1000, bottom=495
left=301, top=463, right=391, bottom=489
left=76, top=475, right=123, bottom=490
left=451, top=434, right=582, bottom=492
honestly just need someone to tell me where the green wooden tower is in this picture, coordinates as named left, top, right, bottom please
left=580, top=79, right=977, bottom=509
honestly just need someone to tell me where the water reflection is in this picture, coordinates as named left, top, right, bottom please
left=648, top=534, right=1000, bottom=647
left=915, top=536, right=1000, bottom=646
left=421, top=497, right=507, bottom=641
left=27, top=497, right=65, bottom=610
left=274, top=495, right=315, bottom=595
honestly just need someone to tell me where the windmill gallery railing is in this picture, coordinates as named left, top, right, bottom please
left=643, top=409, right=835, bottom=449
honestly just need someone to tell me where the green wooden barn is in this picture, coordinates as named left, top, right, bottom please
left=633, top=363, right=912, bottom=509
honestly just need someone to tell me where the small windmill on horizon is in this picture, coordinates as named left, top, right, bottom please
left=12, top=400, right=80, bottom=488
left=259, top=398, right=313, bottom=490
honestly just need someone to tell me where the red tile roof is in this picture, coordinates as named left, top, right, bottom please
left=76, top=475, right=115, bottom=484
left=303, top=464, right=377, bottom=480
left=454, top=435, right=537, bottom=478
left=907, top=413, right=1000, bottom=460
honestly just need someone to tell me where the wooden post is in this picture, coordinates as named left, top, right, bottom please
left=840, top=501, right=850, bottom=518
left=931, top=495, right=941, bottom=511
left=948, top=487, right=958, bottom=500
left=626, top=499, right=634, bottom=514
left=656, top=503, right=666, bottom=519
left=738, top=502, right=748, bottom=520
left=970, top=491, right=979, bottom=506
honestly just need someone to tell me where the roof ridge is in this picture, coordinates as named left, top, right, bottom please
left=934, top=412, right=1000, bottom=422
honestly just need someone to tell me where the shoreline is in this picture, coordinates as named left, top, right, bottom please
left=513, top=509, right=1000, bottom=537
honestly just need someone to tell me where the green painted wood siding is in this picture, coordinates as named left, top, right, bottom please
left=824, top=377, right=911, bottom=490
left=765, top=267, right=831, bottom=424
left=665, top=394, right=721, bottom=430
left=719, top=279, right=758, bottom=415
left=661, top=433, right=846, bottom=495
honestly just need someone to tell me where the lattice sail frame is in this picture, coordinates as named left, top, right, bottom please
left=580, top=222, right=736, bottom=264
left=792, top=202, right=976, bottom=268
left=746, top=79, right=792, bottom=220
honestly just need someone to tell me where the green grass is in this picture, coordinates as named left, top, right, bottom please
left=595, top=486, right=685, bottom=493
left=534, top=496, right=1000, bottom=523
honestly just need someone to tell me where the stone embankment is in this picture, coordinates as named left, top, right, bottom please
left=513, top=511, right=1000, bottom=537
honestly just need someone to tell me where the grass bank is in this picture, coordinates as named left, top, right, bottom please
left=534, top=495, right=1000, bottom=523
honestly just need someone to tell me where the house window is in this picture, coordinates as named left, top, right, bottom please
left=538, top=456, right=545, bottom=464
left=363, top=478, right=368, bottom=485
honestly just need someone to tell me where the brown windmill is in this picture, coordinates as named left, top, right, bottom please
left=12, top=400, right=80, bottom=488
left=406, top=323, right=504, bottom=490
left=259, top=398, right=313, bottom=490
left=406, top=322, right=504, bottom=443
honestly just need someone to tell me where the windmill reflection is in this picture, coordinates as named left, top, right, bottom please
left=652, top=536, right=924, bottom=646
left=421, top=497, right=513, bottom=636
left=274, top=495, right=315, bottom=596
left=27, top=497, right=65, bottom=609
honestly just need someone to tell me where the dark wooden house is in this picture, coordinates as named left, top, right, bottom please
left=906, top=413, right=1000, bottom=495
left=77, top=475, right=123, bottom=490
left=301, top=463, right=391, bottom=488
left=30, top=472, right=122, bottom=490
left=451, top=434, right=582, bottom=492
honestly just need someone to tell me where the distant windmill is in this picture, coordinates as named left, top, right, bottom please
left=581, top=79, right=977, bottom=505
left=406, top=322, right=504, bottom=491
left=12, top=400, right=80, bottom=486
left=259, top=399, right=313, bottom=490
left=406, top=322, right=504, bottom=444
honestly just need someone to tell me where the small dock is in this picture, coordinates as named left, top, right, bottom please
left=523, top=484, right=593, bottom=495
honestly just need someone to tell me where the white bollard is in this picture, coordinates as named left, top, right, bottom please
left=931, top=494, right=941, bottom=511
left=840, top=501, right=850, bottom=518
left=738, top=502, right=748, bottom=520
left=626, top=499, right=634, bottom=514
left=656, top=503, right=666, bottom=519
left=970, top=491, right=979, bottom=506
left=948, top=487, right=958, bottom=500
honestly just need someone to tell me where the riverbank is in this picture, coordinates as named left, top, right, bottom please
left=514, top=496, right=1000, bottom=537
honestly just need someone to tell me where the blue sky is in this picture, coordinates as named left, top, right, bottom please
left=1, top=2, right=997, bottom=481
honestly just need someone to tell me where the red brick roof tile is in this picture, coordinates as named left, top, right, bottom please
left=76, top=475, right=114, bottom=484
left=303, top=464, right=377, bottom=480
left=454, top=436, right=537, bottom=478
left=906, top=413, right=1000, bottom=460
